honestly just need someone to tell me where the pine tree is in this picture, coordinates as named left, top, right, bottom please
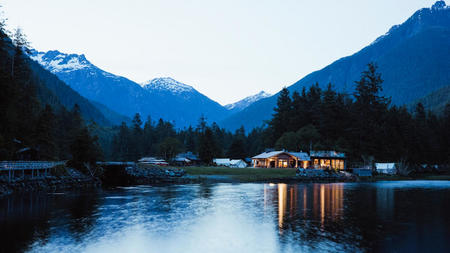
left=112, top=122, right=131, bottom=161
left=354, top=63, right=387, bottom=110
left=184, top=126, right=196, bottom=152
left=319, top=83, right=340, bottom=146
left=198, top=127, right=218, bottom=164
left=34, top=105, right=56, bottom=160
left=129, top=113, right=143, bottom=160
left=305, top=83, right=322, bottom=126
left=142, top=116, right=155, bottom=156
left=269, top=87, right=292, bottom=142
left=296, top=124, right=321, bottom=151
left=70, top=104, right=84, bottom=133
left=290, top=91, right=307, bottom=131
left=275, top=132, right=300, bottom=151
left=158, top=137, right=182, bottom=161
left=10, top=28, right=39, bottom=144
left=353, top=63, right=389, bottom=158
left=70, top=127, right=103, bottom=173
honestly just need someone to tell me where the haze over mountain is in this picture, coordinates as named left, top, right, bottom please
left=221, top=1, right=450, bottom=131
left=29, top=50, right=231, bottom=128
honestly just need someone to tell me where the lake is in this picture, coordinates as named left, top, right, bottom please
left=1, top=181, right=450, bottom=253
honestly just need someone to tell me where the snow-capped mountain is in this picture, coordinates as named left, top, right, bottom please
left=225, top=91, right=271, bottom=113
left=29, top=49, right=230, bottom=127
left=142, top=77, right=194, bottom=94
left=30, top=50, right=92, bottom=73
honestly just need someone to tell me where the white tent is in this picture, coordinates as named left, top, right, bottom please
left=376, top=163, right=397, bottom=175
left=229, top=159, right=247, bottom=168
left=213, top=158, right=231, bottom=166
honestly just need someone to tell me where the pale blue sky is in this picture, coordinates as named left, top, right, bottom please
left=1, top=0, right=437, bottom=104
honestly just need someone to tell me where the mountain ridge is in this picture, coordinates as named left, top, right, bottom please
left=221, top=1, right=450, bottom=130
left=29, top=49, right=231, bottom=127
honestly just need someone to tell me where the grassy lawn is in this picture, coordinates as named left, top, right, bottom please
left=182, top=166, right=295, bottom=175
left=181, top=166, right=297, bottom=181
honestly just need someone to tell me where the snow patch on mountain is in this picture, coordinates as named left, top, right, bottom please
left=142, top=77, right=194, bottom=94
left=29, top=50, right=92, bottom=73
left=29, top=49, right=123, bottom=81
left=225, top=91, right=271, bottom=111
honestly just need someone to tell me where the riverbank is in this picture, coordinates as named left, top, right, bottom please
left=2, top=164, right=449, bottom=196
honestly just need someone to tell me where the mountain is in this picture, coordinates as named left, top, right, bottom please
left=16, top=49, right=111, bottom=126
left=0, top=32, right=111, bottom=126
left=29, top=51, right=230, bottom=127
left=141, top=77, right=231, bottom=126
left=29, top=49, right=153, bottom=120
left=225, top=91, right=271, bottom=113
left=221, top=1, right=450, bottom=131
left=142, top=77, right=195, bottom=94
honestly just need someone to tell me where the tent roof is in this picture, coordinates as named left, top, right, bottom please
left=230, top=159, right=246, bottom=165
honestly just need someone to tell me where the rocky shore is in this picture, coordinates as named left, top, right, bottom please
left=294, top=168, right=357, bottom=182
left=124, top=165, right=192, bottom=184
left=0, top=176, right=101, bottom=196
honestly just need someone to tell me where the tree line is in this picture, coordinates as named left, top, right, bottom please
left=108, top=114, right=252, bottom=164
left=265, top=63, right=450, bottom=166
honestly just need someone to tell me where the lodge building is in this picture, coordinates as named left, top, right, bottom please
left=252, top=150, right=346, bottom=170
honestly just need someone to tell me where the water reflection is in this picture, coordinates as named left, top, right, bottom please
left=0, top=181, right=449, bottom=252
left=264, top=183, right=344, bottom=230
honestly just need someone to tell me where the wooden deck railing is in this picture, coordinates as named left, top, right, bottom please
left=0, top=161, right=67, bottom=182
left=0, top=161, right=66, bottom=170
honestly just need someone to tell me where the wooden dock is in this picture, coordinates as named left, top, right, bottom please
left=0, top=161, right=66, bottom=182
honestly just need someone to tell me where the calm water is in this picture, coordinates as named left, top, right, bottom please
left=1, top=181, right=450, bottom=253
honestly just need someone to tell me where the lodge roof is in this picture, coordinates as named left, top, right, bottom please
left=252, top=151, right=310, bottom=161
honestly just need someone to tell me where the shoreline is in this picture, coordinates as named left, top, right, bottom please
left=155, top=173, right=450, bottom=185
left=1, top=169, right=449, bottom=197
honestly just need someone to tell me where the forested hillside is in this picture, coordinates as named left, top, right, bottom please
left=0, top=25, right=102, bottom=165
left=262, top=64, right=450, bottom=164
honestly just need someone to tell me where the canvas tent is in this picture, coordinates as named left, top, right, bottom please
left=376, top=163, right=397, bottom=175
left=229, top=159, right=247, bottom=168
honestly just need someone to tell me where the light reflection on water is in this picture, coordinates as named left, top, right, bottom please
left=1, top=181, right=450, bottom=253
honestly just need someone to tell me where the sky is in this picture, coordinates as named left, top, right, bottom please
left=1, top=0, right=438, bottom=105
